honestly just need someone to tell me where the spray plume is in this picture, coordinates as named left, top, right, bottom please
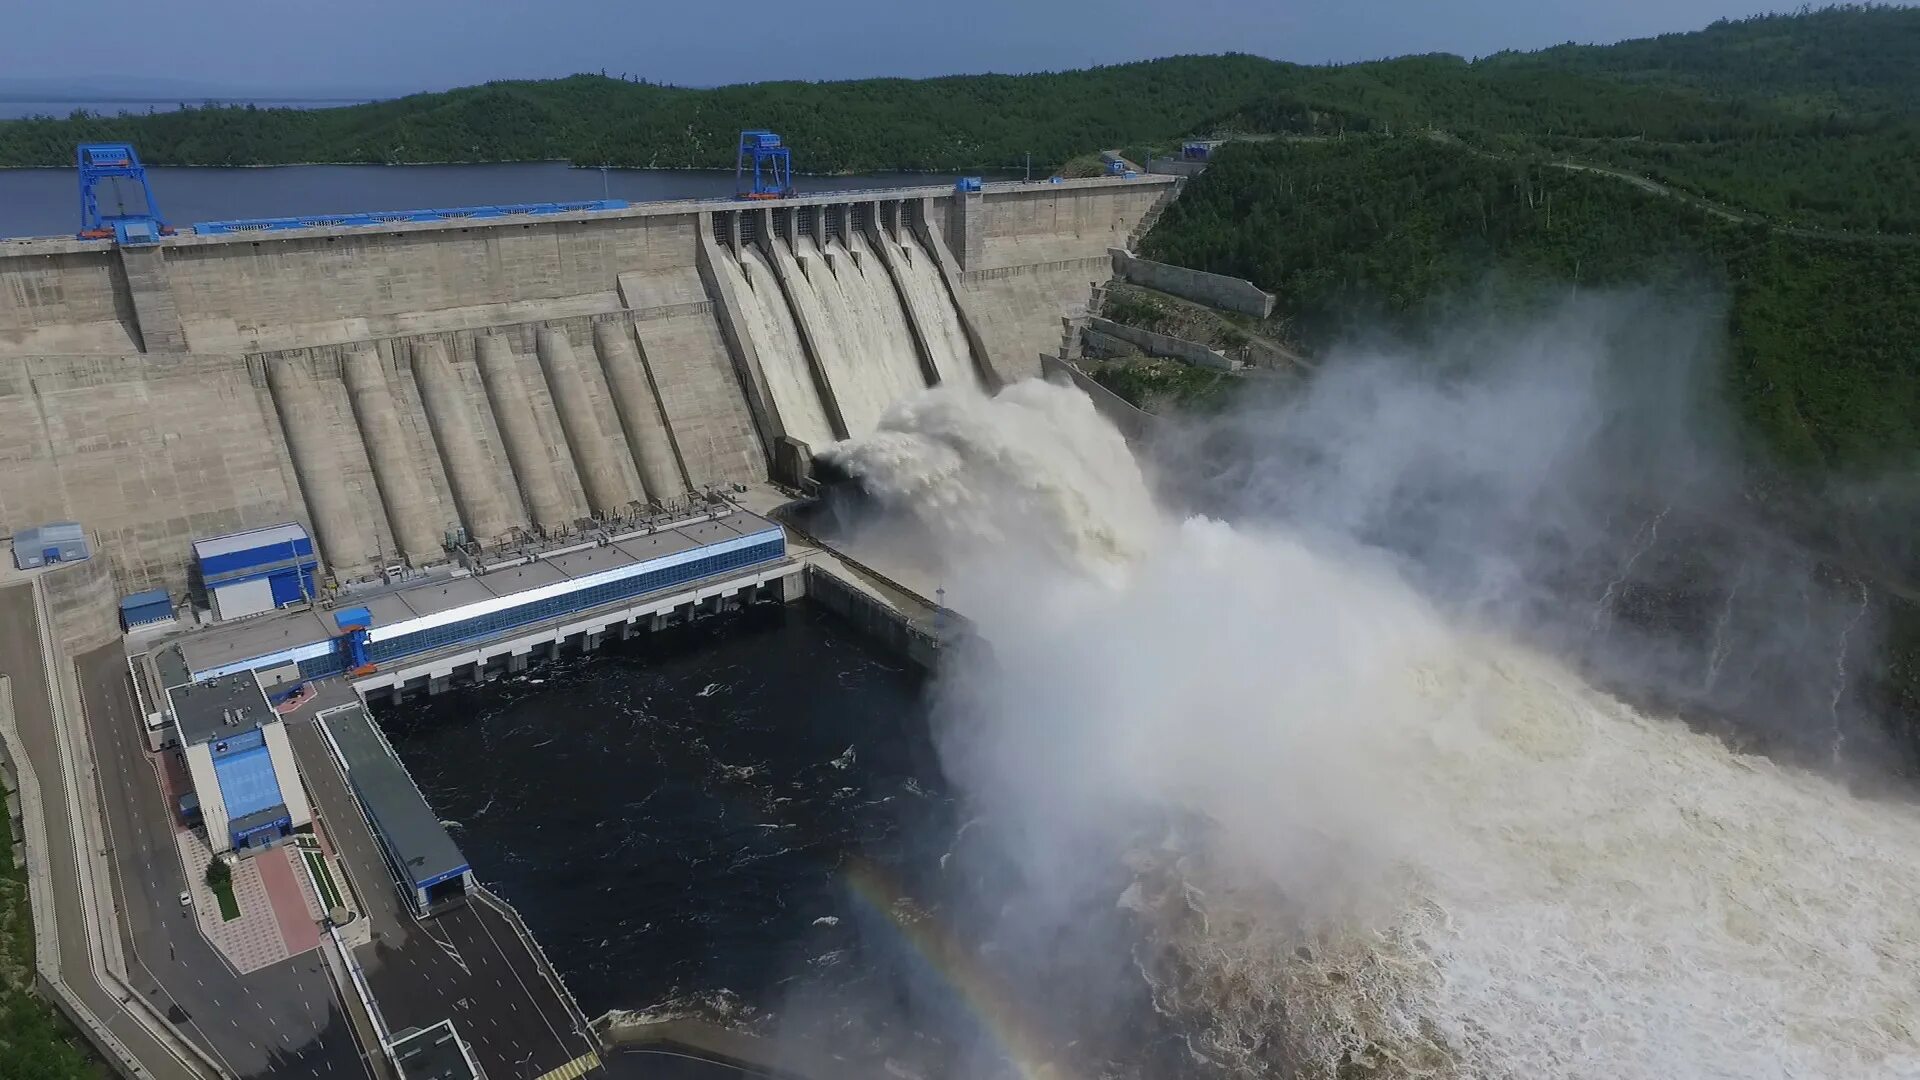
left=819, top=296, right=1920, bottom=1079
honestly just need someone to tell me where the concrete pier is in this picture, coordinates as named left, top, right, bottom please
left=537, top=327, right=637, bottom=515
left=264, top=360, right=372, bottom=578
left=342, top=345, right=442, bottom=564
left=475, top=334, right=574, bottom=530
left=592, top=320, right=686, bottom=503
left=411, top=340, right=517, bottom=545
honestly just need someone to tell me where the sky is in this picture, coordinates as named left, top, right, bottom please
left=0, top=0, right=1815, bottom=97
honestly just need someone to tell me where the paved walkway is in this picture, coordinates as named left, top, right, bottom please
left=173, top=828, right=322, bottom=974
left=258, top=845, right=321, bottom=956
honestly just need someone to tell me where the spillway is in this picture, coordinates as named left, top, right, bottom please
left=412, top=340, right=518, bottom=545
left=839, top=231, right=932, bottom=406
left=538, top=327, right=638, bottom=515
left=341, top=345, right=441, bottom=564
left=264, top=360, right=372, bottom=577
left=727, top=246, right=838, bottom=450
left=591, top=320, right=686, bottom=503
left=783, top=234, right=913, bottom=437
left=887, top=229, right=981, bottom=389
left=475, top=334, right=575, bottom=530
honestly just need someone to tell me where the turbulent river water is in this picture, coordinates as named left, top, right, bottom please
left=821, top=378, right=1920, bottom=1079
left=388, top=339, right=1920, bottom=1078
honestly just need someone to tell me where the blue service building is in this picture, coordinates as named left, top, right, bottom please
left=322, top=704, right=474, bottom=915
left=193, top=523, right=321, bottom=622
left=166, top=673, right=312, bottom=856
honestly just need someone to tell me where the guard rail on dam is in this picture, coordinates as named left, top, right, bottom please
left=0, top=174, right=1179, bottom=597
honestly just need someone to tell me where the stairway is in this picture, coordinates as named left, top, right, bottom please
left=1124, top=178, right=1186, bottom=252
left=1059, top=281, right=1109, bottom=360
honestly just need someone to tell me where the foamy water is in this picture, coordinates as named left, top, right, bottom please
left=830, top=379, right=1920, bottom=1080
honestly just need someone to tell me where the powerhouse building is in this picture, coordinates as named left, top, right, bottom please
left=166, top=673, right=312, bottom=855
left=177, top=511, right=787, bottom=687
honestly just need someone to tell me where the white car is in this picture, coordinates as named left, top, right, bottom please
left=178, top=890, right=192, bottom=908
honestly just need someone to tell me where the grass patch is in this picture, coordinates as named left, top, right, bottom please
left=0, top=784, right=103, bottom=1078
left=1089, top=357, right=1240, bottom=413
left=303, top=851, right=341, bottom=912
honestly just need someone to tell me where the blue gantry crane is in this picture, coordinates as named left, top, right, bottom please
left=76, top=143, right=170, bottom=243
left=735, top=131, right=794, bottom=200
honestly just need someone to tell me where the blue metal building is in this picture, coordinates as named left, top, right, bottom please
left=120, top=589, right=175, bottom=631
left=193, top=523, right=320, bottom=621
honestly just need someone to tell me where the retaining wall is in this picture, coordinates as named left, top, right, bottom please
left=1083, top=315, right=1236, bottom=370
left=1040, top=354, right=1159, bottom=443
left=1110, top=248, right=1275, bottom=318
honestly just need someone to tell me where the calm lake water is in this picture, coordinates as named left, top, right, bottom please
left=0, top=161, right=1007, bottom=239
left=0, top=98, right=368, bottom=120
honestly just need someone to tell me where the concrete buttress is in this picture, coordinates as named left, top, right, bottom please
left=591, top=320, right=687, bottom=502
left=410, top=340, right=517, bottom=544
left=341, top=344, right=442, bottom=564
left=263, top=360, right=372, bottom=578
left=475, top=334, right=574, bottom=530
left=536, top=327, right=636, bottom=515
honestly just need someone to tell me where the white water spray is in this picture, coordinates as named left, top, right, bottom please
left=830, top=378, right=1920, bottom=1080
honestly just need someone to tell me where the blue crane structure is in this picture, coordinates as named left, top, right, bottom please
left=76, top=143, right=170, bottom=243
left=735, top=131, right=794, bottom=199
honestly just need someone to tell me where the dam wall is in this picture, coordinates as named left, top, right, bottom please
left=0, top=176, right=1175, bottom=594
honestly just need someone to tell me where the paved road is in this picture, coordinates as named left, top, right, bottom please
left=287, top=717, right=600, bottom=1078
left=0, top=584, right=199, bottom=1080
left=75, top=641, right=375, bottom=1080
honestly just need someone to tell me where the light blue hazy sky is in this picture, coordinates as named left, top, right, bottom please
left=0, top=1, right=1815, bottom=96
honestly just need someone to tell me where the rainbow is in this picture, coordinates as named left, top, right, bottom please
left=844, top=859, right=1070, bottom=1080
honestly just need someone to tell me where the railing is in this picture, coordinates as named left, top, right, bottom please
left=193, top=199, right=628, bottom=234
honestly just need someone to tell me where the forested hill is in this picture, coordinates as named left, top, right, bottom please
left=1, top=6, right=1916, bottom=232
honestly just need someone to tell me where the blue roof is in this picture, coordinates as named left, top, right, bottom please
left=334, top=607, right=372, bottom=630
left=211, top=729, right=284, bottom=820
left=120, top=589, right=171, bottom=611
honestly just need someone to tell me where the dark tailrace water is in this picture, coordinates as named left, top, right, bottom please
left=375, top=603, right=1189, bottom=1079
left=375, top=604, right=959, bottom=1069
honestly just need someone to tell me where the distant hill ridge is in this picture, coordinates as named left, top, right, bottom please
left=0, top=5, right=1914, bottom=232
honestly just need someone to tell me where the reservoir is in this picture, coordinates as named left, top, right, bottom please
left=0, top=161, right=1012, bottom=238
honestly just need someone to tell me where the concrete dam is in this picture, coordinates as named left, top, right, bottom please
left=0, top=175, right=1176, bottom=595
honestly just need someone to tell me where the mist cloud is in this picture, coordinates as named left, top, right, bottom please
left=819, top=293, right=1920, bottom=1079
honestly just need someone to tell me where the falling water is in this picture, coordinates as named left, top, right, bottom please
left=726, top=246, right=836, bottom=449
left=886, top=229, right=981, bottom=389
left=783, top=234, right=917, bottom=436
left=844, top=230, right=935, bottom=401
